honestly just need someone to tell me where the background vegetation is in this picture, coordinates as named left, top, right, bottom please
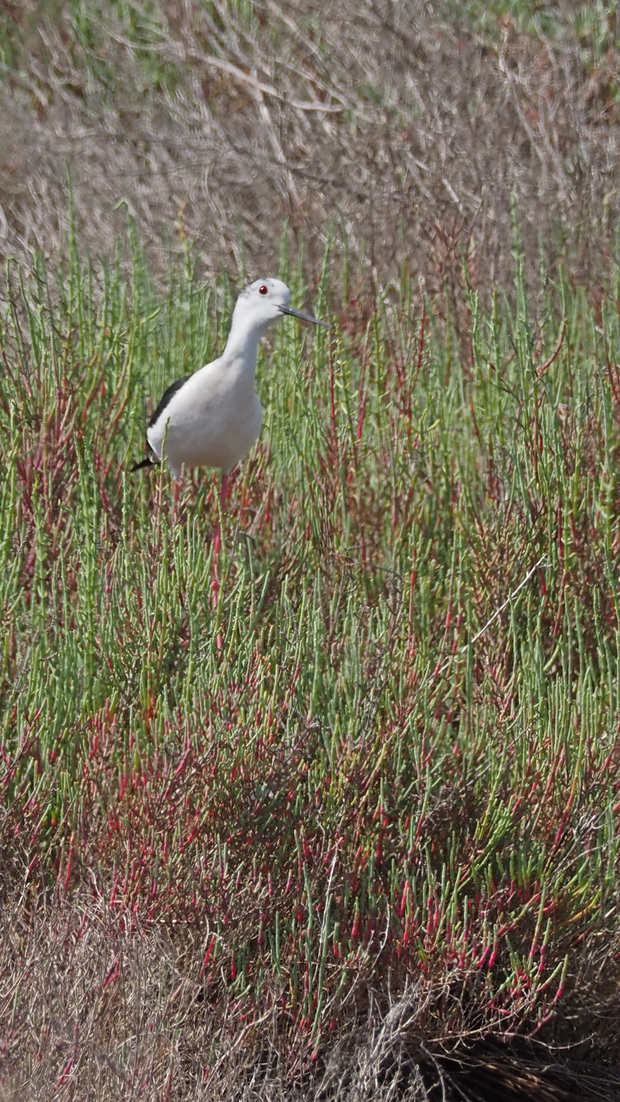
left=2, top=2, right=620, bottom=1100
left=2, top=0, right=620, bottom=295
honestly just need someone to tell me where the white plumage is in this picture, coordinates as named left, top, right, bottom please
left=132, top=278, right=326, bottom=482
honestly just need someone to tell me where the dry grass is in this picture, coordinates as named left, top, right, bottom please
left=3, top=890, right=620, bottom=1101
left=0, top=0, right=619, bottom=295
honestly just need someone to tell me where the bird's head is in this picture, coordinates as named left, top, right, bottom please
left=234, top=278, right=327, bottom=333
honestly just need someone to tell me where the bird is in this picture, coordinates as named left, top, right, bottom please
left=131, top=278, right=327, bottom=505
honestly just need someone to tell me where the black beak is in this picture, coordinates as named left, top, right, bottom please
left=280, top=305, right=329, bottom=327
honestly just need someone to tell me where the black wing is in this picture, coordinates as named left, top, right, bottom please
left=130, top=454, right=157, bottom=472
left=148, top=375, right=190, bottom=428
left=130, top=375, right=190, bottom=473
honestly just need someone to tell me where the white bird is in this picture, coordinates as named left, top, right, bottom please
left=131, top=278, right=327, bottom=499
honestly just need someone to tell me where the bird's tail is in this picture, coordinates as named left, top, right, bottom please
left=130, top=455, right=158, bottom=473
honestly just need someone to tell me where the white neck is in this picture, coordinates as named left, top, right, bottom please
left=222, top=315, right=267, bottom=378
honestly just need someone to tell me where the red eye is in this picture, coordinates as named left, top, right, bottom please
left=258, top=284, right=268, bottom=295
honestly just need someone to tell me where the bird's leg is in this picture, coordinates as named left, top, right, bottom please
left=220, top=472, right=230, bottom=511
left=172, top=476, right=181, bottom=526
left=211, top=474, right=229, bottom=655
left=212, top=473, right=229, bottom=561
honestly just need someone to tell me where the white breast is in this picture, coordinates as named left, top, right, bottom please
left=147, top=359, right=263, bottom=478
